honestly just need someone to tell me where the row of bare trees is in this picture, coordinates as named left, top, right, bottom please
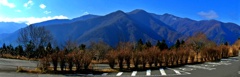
left=106, top=33, right=240, bottom=70
left=40, top=48, right=93, bottom=72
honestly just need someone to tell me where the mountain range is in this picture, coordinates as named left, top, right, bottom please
left=0, top=9, right=239, bottom=47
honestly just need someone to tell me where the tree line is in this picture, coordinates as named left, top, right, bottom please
left=0, top=25, right=239, bottom=72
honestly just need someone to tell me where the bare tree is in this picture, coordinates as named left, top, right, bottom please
left=66, top=53, right=74, bottom=72
left=90, top=41, right=111, bottom=62
left=106, top=50, right=117, bottom=69
left=50, top=52, right=58, bottom=72
left=82, top=50, right=93, bottom=70
left=58, top=51, right=66, bottom=72
left=73, top=50, right=84, bottom=72
left=185, top=33, right=214, bottom=62
left=61, top=37, right=78, bottom=54
left=18, top=25, right=53, bottom=49
left=133, top=51, right=141, bottom=69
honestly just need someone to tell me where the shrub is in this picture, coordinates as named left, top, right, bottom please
left=82, top=50, right=93, bottom=70
left=58, top=51, right=66, bottom=72
left=140, top=50, right=147, bottom=68
left=66, top=53, right=74, bottom=71
left=106, top=50, right=117, bottom=69
left=232, top=46, right=239, bottom=57
left=73, top=50, right=84, bottom=72
left=117, top=51, right=124, bottom=70
left=39, top=57, right=50, bottom=73
left=50, top=52, right=58, bottom=72
left=133, top=51, right=141, bottom=69
left=147, top=46, right=159, bottom=67
left=220, top=45, right=230, bottom=58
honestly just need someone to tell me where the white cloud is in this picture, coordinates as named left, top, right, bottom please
left=40, top=4, right=46, bottom=9
left=15, top=10, right=21, bottom=12
left=0, top=15, right=68, bottom=25
left=44, top=11, right=51, bottom=14
left=0, top=0, right=15, bottom=8
left=198, top=10, right=218, bottom=19
left=82, top=12, right=89, bottom=15
left=24, top=0, right=33, bottom=8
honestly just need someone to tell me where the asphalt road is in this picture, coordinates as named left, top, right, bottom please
left=0, top=58, right=38, bottom=72
left=0, top=55, right=240, bottom=77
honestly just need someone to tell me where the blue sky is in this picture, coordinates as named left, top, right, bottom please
left=0, top=0, right=239, bottom=25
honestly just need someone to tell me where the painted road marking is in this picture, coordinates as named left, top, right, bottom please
left=102, top=73, right=108, bottom=76
left=146, top=70, right=151, bottom=76
left=173, top=69, right=181, bottom=75
left=179, top=68, right=195, bottom=71
left=207, top=62, right=231, bottom=65
left=160, top=68, right=166, bottom=75
left=168, top=68, right=191, bottom=75
left=116, top=72, right=123, bottom=76
left=221, top=58, right=239, bottom=61
left=131, top=71, right=137, bottom=76
left=87, top=74, right=93, bottom=76
left=186, top=65, right=216, bottom=70
left=201, top=64, right=216, bottom=67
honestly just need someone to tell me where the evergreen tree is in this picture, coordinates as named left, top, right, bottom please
left=55, top=46, right=60, bottom=53
left=156, top=40, right=161, bottom=48
left=15, top=45, right=24, bottom=56
left=175, top=39, right=180, bottom=48
left=36, top=45, right=45, bottom=58
left=138, top=39, right=143, bottom=45
left=146, top=40, right=152, bottom=48
left=136, top=39, right=144, bottom=51
left=25, top=41, right=35, bottom=58
left=224, top=42, right=229, bottom=46
left=18, top=45, right=24, bottom=56
left=181, top=40, right=185, bottom=45
left=2, top=43, right=6, bottom=51
left=7, top=44, right=14, bottom=55
left=159, top=39, right=168, bottom=50
left=79, top=44, right=86, bottom=50
left=46, top=42, right=53, bottom=54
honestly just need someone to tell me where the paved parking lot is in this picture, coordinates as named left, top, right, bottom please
left=89, top=57, right=239, bottom=77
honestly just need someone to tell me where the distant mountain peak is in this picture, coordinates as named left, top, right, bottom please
left=113, top=10, right=125, bottom=14
left=162, top=13, right=179, bottom=18
left=106, top=10, right=127, bottom=17
left=130, top=9, right=148, bottom=14
left=128, top=9, right=152, bottom=20
left=72, top=14, right=99, bottom=22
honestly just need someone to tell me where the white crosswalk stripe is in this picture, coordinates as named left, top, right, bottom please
left=131, top=71, right=137, bottom=76
left=146, top=69, right=151, bottom=76
left=87, top=74, right=93, bottom=76
left=173, top=69, right=181, bottom=75
left=160, top=68, right=167, bottom=75
left=106, top=68, right=191, bottom=76
left=102, top=73, right=108, bottom=76
left=116, top=72, right=123, bottom=76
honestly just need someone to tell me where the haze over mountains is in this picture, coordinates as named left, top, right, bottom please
left=0, top=22, right=27, bottom=34
left=0, top=9, right=240, bottom=47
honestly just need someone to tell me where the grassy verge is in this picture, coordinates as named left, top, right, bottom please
left=1, top=54, right=38, bottom=61
left=16, top=66, right=42, bottom=73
